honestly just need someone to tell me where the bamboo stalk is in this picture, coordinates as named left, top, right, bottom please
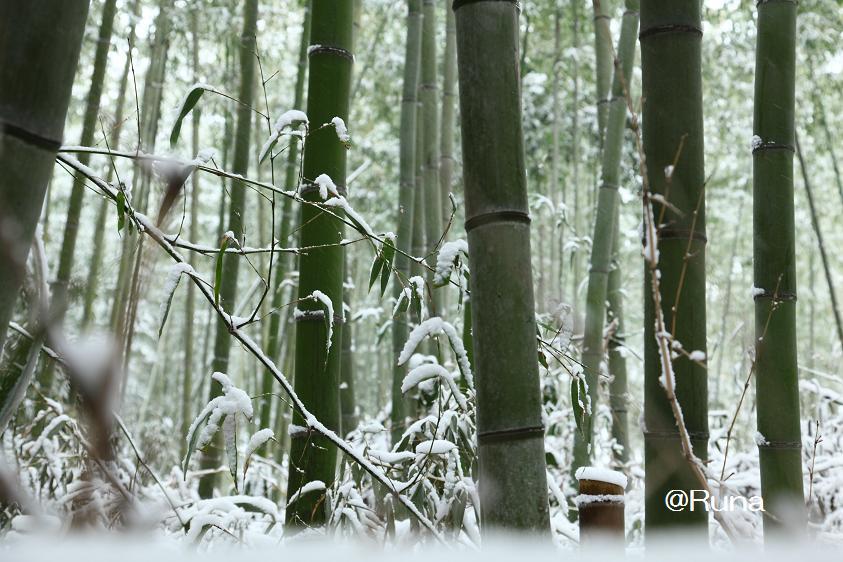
left=285, top=0, right=353, bottom=529
left=0, top=0, right=89, bottom=353
left=391, top=0, right=422, bottom=447
left=454, top=0, right=550, bottom=534
left=181, top=6, right=202, bottom=460
left=752, top=0, right=805, bottom=535
left=81, top=14, right=136, bottom=330
left=198, top=0, right=260, bottom=498
left=261, top=0, right=311, bottom=458
left=640, top=0, right=708, bottom=537
left=576, top=0, right=639, bottom=473
left=593, top=0, right=614, bottom=145
left=421, top=0, right=442, bottom=317
left=51, top=0, right=118, bottom=321
left=796, top=133, right=843, bottom=354
left=439, top=2, right=457, bottom=224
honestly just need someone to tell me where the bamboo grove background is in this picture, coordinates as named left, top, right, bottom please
left=1, top=0, right=843, bottom=547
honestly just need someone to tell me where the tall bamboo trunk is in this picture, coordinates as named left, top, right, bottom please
left=607, top=209, right=629, bottom=465
left=260, top=0, right=311, bottom=449
left=0, top=0, right=89, bottom=353
left=439, top=3, right=457, bottom=223
left=51, top=0, right=118, bottom=323
left=181, top=7, right=202, bottom=459
left=796, top=134, right=843, bottom=354
left=807, top=57, right=843, bottom=211
left=340, top=261, right=357, bottom=436
left=198, top=0, right=259, bottom=498
left=285, top=0, right=353, bottom=529
left=110, top=0, right=172, bottom=364
left=640, top=0, right=708, bottom=538
left=420, top=0, right=441, bottom=317
left=753, top=0, right=804, bottom=535
left=81, top=10, right=138, bottom=330
left=593, top=0, right=614, bottom=146
left=391, top=0, right=422, bottom=447
left=454, top=0, right=549, bottom=534
left=575, top=0, right=639, bottom=473
left=569, top=0, right=582, bottom=332
left=711, top=195, right=745, bottom=406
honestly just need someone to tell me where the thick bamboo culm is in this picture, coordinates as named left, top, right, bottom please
left=640, top=0, right=708, bottom=539
left=454, top=0, right=549, bottom=534
left=752, top=0, right=805, bottom=535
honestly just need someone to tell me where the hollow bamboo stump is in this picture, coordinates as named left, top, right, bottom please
left=575, top=467, right=626, bottom=546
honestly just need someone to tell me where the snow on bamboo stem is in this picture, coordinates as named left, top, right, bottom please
left=433, top=239, right=468, bottom=286
left=392, top=275, right=426, bottom=318
left=258, top=109, right=308, bottom=164
left=398, top=317, right=474, bottom=390
left=401, top=363, right=468, bottom=410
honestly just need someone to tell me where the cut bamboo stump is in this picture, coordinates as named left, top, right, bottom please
left=575, top=467, right=627, bottom=546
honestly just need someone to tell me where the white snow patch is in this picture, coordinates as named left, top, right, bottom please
left=414, top=439, right=457, bottom=455
left=574, top=467, right=629, bottom=489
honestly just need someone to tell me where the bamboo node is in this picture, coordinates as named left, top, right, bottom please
left=0, top=119, right=63, bottom=152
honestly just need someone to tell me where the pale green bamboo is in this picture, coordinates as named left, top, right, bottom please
left=420, top=0, right=441, bottom=318
left=51, top=0, right=118, bottom=322
left=391, top=0, right=422, bottom=447
left=198, top=0, right=259, bottom=498
left=574, top=0, right=638, bottom=473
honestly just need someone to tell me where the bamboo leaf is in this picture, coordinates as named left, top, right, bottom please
left=537, top=348, right=548, bottom=370
left=392, top=293, right=409, bottom=318
left=368, top=255, right=384, bottom=292
left=214, top=236, right=230, bottom=306
left=182, top=408, right=214, bottom=475
left=170, top=84, right=211, bottom=147
left=571, top=375, right=587, bottom=439
left=116, top=190, right=126, bottom=233
left=379, top=241, right=395, bottom=297
left=158, top=271, right=183, bottom=339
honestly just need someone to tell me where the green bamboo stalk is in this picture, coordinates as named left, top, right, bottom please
left=285, top=0, right=353, bottom=529
left=454, top=0, right=549, bottom=534
left=110, top=0, right=172, bottom=357
left=261, top=3, right=311, bottom=435
left=181, top=7, right=202, bottom=460
left=606, top=206, right=629, bottom=465
left=340, top=264, right=357, bottom=436
left=50, top=0, right=118, bottom=323
left=552, top=6, right=564, bottom=303
left=81, top=16, right=135, bottom=330
left=439, top=3, right=457, bottom=223
left=420, top=0, right=441, bottom=317
left=0, top=0, right=89, bottom=354
left=569, top=0, right=582, bottom=331
left=411, top=96, right=426, bottom=282
left=796, top=134, right=843, bottom=353
left=640, top=0, right=708, bottom=537
left=593, top=0, right=614, bottom=145
left=807, top=57, right=843, bottom=211
left=198, top=0, right=259, bottom=499
left=753, top=0, right=804, bottom=535
left=711, top=195, right=745, bottom=406
left=390, top=0, right=422, bottom=447
left=575, top=0, right=638, bottom=473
